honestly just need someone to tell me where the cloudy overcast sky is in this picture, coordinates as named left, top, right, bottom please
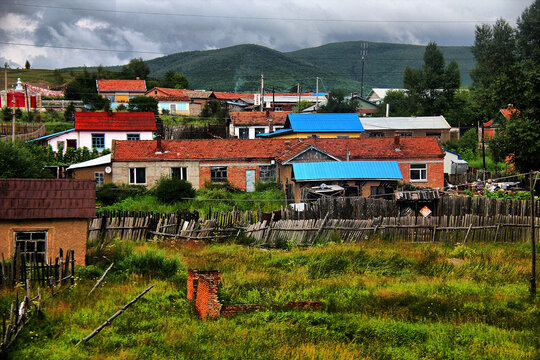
left=0, top=0, right=533, bottom=69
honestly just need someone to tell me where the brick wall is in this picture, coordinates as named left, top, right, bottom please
left=200, top=163, right=268, bottom=190
left=398, top=161, right=444, bottom=189
left=195, top=275, right=222, bottom=319
left=221, top=304, right=267, bottom=316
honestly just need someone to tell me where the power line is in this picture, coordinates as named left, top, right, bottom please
left=0, top=41, right=166, bottom=55
left=10, top=2, right=501, bottom=24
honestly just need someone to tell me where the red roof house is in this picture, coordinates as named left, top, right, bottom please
left=0, top=179, right=96, bottom=265
left=96, top=79, right=147, bottom=104
left=229, top=111, right=289, bottom=139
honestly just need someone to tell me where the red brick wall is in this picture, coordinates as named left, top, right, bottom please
left=398, top=161, right=444, bottom=189
left=195, top=275, right=222, bottom=319
left=200, top=163, right=262, bottom=190
left=221, top=304, right=267, bottom=316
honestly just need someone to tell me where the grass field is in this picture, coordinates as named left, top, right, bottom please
left=4, top=240, right=539, bottom=359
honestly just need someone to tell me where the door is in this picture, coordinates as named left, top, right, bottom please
left=246, top=169, right=256, bottom=192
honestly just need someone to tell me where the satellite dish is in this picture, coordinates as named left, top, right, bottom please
left=105, top=166, right=112, bottom=174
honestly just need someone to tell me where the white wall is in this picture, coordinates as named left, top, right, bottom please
left=47, top=130, right=154, bottom=152
left=232, top=125, right=284, bottom=139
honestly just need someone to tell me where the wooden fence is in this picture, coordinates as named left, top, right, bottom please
left=163, top=124, right=228, bottom=140
left=0, top=123, right=46, bottom=141
left=246, top=215, right=540, bottom=247
left=0, top=247, right=76, bottom=288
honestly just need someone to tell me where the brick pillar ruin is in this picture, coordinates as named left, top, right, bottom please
left=187, top=269, right=222, bottom=319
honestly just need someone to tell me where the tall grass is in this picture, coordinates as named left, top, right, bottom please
left=5, top=241, right=539, bottom=359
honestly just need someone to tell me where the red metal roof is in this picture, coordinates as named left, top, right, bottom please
left=0, top=179, right=96, bottom=219
left=75, top=112, right=157, bottom=131
left=97, top=79, right=146, bottom=92
left=112, top=137, right=444, bottom=162
left=230, top=111, right=289, bottom=126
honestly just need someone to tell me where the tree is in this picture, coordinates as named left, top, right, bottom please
left=403, top=42, right=461, bottom=116
left=318, top=89, right=358, bottom=113
left=375, top=90, right=412, bottom=117
left=24, top=59, right=30, bottom=69
left=121, top=58, right=150, bottom=80
left=128, top=96, right=158, bottom=114
left=53, top=69, right=64, bottom=85
left=161, top=70, right=189, bottom=89
left=154, top=177, right=195, bottom=204
left=293, top=100, right=313, bottom=113
left=0, top=142, right=51, bottom=178
left=64, top=102, right=76, bottom=122
left=200, top=100, right=225, bottom=119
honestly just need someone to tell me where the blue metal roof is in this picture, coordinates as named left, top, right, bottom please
left=256, top=128, right=293, bottom=137
left=292, top=161, right=403, bottom=181
left=287, top=113, right=364, bottom=132
left=26, top=128, right=75, bottom=142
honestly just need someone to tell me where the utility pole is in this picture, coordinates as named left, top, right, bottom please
left=12, top=95, right=16, bottom=143
left=315, top=77, right=319, bottom=111
left=360, top=43, right=368, bottom=98
left=297, top=83, right=301, bottom=110
left=530, top=171, right=537, bottom=298
left=481, top=121, right=486, bottom=185
left=272, top=86, right=275, bottom=111
left=260, top=74, right=264, bottom=112
left=4, top=64, right=7, bottom=93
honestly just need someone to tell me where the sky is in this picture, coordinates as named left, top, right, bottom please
left=0, top=0, right=534, bottom=69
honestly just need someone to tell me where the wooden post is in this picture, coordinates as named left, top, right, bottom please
left=463, top=223, right=473, bottom=243
left=530, top=172, right=536, bottom=298
left=88, top=263, right=114, bottom=296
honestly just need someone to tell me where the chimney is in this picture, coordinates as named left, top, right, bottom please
left=107, top=109, right=113, bottom=117
left=266, top=110, right=273, bottom=133
left=136, top=77, right=140, bottom=80
left=156, top=134, right=163, bottom=153
left=394, top=131, right=400, bottom=150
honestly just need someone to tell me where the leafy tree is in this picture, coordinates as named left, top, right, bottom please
left=375, top=90, right=411, bottom=117
left=64, top=66, right=109, bottom=109
left=64, top=102, right=75, bottom=122
left=403, top=42, right=461, bottom=116
left=24, top=59, right=30, bottom=69
left=128, top=96, right=158, bottom=114
left=318, top=89, right=358, bottom=113
left=161, top=70, right=189, bottom=89
left=293, top=100, right=312, bottom=113
left=200, top=100, right=226, bottom=119
left=154, top=177, right=195, bottom=204
left=0, top=142, right=51, bottom=178
left=53, top=69, right=64, bottom=85
left=2, top=107, right=13, bottom=122
left=121, top=58, right=150, bottom=80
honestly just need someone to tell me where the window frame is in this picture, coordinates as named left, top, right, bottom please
left=254, top=128, right=266, bottom=136
left=91, top=133, right=105, bottom=149
left=127, top=133, right=140, bottom=141
left=94, top=172, right=105, bottom=186
left=238, top=128, right=249, bottom=139
left=210, top=166, right=228, bottom=182
left=368, top=132, right=384, bottom=138
left=14, top=231, right=47, bottom=263
left=129, top=167, right=147, bottom=184
left=171, top=167, right=188, bottom=180
left=410, top=163, right=427, bottom=182
left=259, top=165, right=276, bottom=182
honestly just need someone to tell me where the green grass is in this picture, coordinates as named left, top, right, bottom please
left=159, top=115, right=222, bottom=126
left=4, top=241, right=538, bottom=359
left=468, top=154, right=507, bottom=173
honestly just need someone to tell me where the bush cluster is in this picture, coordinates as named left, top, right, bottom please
left=96, top=183, right=148, bottom=206
left=154, top=176, right=196, bottom=204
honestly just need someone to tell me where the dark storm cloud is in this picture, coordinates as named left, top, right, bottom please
left=0, top=0, right=534, bottom=68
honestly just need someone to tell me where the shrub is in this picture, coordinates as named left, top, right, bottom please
left=96, top=183, right=147, bottom=205
left=154, top=176, right=195, bottom=204
left=117, top=248, right=180, bottom=279
left=255, top=181, right=280, bottom=192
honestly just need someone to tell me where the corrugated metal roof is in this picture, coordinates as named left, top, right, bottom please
left=287, top=113, right=364, bottom=132
left=361, top=116, right=450, bottom=130
left=67, top=154, right=111, bottom=170
left=292, top=161, right=403, bottom=181
left=27, top=128, right=75, bottom=142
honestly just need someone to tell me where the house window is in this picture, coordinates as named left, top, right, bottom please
left=410, top=163, right=427, bottom=181
left=170, top=104, right=176, bottom=114
left=426, top=132, right=441, bottom=138
left=210, top=166, right=227, bottom=182
left=171, top=167, right=188, bottom=180
left=14, top=231, right=47, bottom=263
left=337, top=136, right=349, bottom=139
left=94, top=172, right=105, bottom=186
left=127, top=133, right=140, bottom=140
left=239, top=128, right=249, bottom=139
left=255, top=128, right=265, bottom=136
left=56, top=141, right=65, bottom=151
left=274, top=105, right=283, bottom=111
left=129, top=167, right=146, bottom=184
left=259, top=165, right=276, bottom=182
left=66, top=139, right=77, bottom=148
left=91, top=133, right=105, bottom=149
left=369, top=132, right=384, bottom=138
left=400, top=132, right=412, bottom=137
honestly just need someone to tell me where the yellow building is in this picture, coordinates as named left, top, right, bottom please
left=257, top=113, right=364, bottom=139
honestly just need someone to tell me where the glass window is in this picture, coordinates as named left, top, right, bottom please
left=410, top=163, right=427, bottom=181
left=129, top=167, right=146, bottom=184
left=369, top=132, right=384, bottom=138
left=127, top=133, right=140, bottom=140
left=337, top=135, right=349, bottom=139
left=91, top=133, right=105, bottom=149
left=94, top=172, right=105, bottom=186
left=426, top=132, right=441, bottom=138
left=171, top=167, right=188, bottom=180
left=170, top=104, right=177, bottom=114
left=239, top=128, right=249, bottom=139
left=400, top=132, right=412, bottom=137
left=15, top=231, right=47, bottom=263
left=210, top=166, right=227, bottom=182
left=274, top=105, right=283, bottom=111
left=259, top=165, right=276, bottom=182
left=254, top=128, right=265, bottom=136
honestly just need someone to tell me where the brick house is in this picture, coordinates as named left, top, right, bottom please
left=110, top=136, right=444, bottom=195
left=0, top=179, right=96, bottom=265
left=144, top=87, right=191, bottom=115
left=361, top=116, right=452, bottom=142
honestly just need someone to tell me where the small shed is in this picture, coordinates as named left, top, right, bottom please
left=0, top=179, right=96, bottom=265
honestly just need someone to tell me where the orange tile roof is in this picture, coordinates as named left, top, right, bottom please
left=500, top=105, right=519, bottom=120
left=97, top=79, right=147, bottom=92
left=214, top=92, right=247, bottom=100
left=230, top=111, right=289, bottom=126
left=145, top=87, right=190, bottom=101
left=112, top=137, right=444, bottom=162
left=75, top=112, right=157, bottom=131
